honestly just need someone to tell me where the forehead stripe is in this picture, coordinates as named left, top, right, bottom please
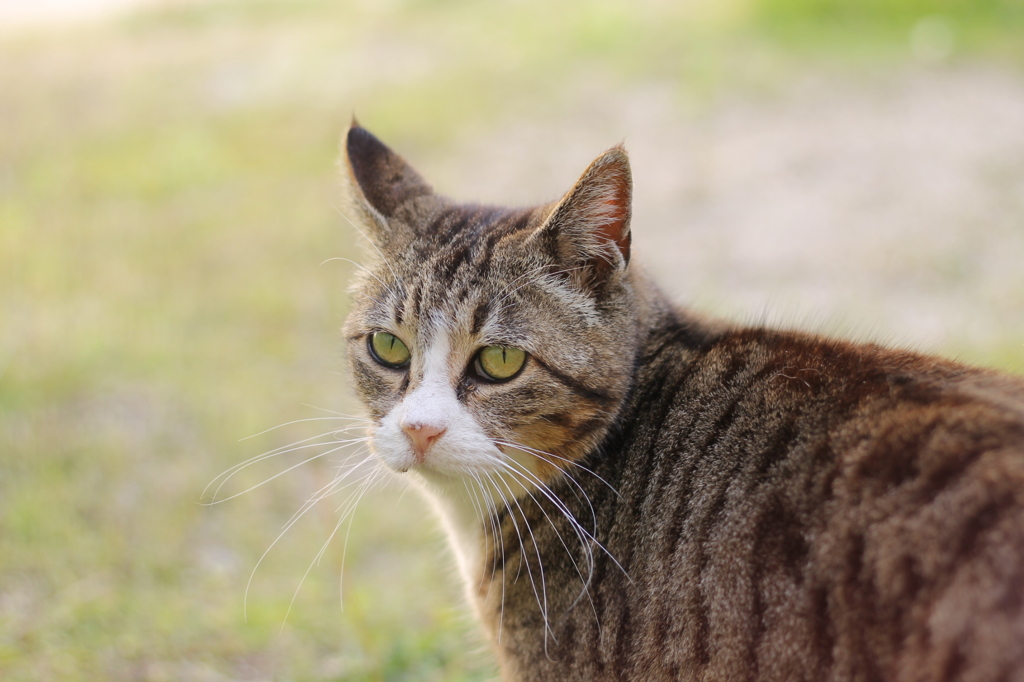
left=441, top=245, right=471, bottom=281
left=409, top=285, right=423, bottom=321
left=470, top=299, right=491, bottom=336
left=393, top=290, right=406, bottom=324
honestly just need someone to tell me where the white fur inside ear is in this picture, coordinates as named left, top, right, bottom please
left=530, top=147, right=632, bottom=286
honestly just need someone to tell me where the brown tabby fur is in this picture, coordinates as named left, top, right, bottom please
left=340, top=123, right=1024, bottom=681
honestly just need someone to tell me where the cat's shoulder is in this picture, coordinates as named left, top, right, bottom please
left=644, top=305, right=1024, bottom=423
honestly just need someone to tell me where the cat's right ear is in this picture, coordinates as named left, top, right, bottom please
left=340, top=122, right=433, bottom=242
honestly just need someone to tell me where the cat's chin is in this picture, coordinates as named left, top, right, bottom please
left=382, top=453, right=507, bottom=484
left=369, top=439, right=546, bottom=508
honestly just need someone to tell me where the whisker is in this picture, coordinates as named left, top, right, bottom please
left=494, top=263, right=582, bottom=307
left=320, top=256, right=394, bottom=298
left=204, top=426, right=366, bottom=500
left=461, top=478, right=493, bottom=598
left=494, top=441, right=601, bottom=538
left=494, top=458, right=601, bottom=618
left=494, top=451, right=631, bottom=586
left=470, top=470, right=507, bottom=643
left=494, top=458, right=593, bottom=578
left=205, top=438, right=369, bottom=505
left=483, top=469, right=529, bottom=592
left=493, top=439, right=620, bottom=498
left=207, top=433, right=368, bottom=502
left=280, top=445, right=372, bottom=528
left=239, top=415, right=371, bottom=442
left=338, top=464, right=385, bottom=610
left=280, top=464, right=380, bottom=630
left=243, top=452, right=377, bottom=621
left=492, top=264, right=550, bottom=303
left=330, top=203, right=403, bottom=288
left=300, top=404, right=376, bottom=422
left=489, top=470, right=555, bottom=649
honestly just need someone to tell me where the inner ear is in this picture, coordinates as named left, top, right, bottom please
left=345, top=124, right=433, bottom=219
left=589, top=161, right=631, bottom=266
left=533, top=146, right=632, bottom=287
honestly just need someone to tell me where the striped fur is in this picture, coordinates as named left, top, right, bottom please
left=340, top=124, right=1024, bottom=681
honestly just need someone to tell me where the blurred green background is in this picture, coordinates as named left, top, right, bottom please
left=2, top=0, right=1022, bottom=680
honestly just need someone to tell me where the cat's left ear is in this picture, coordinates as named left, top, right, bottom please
left=340, top=122, right=433, bottom=242
left=530, top=146, right=632, bottom=290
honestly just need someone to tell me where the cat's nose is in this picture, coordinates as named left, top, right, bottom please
left=401, top=422, right=446, bottom=461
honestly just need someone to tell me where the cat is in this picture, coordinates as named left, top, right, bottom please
left=339, top=122, right=1024, bottom=681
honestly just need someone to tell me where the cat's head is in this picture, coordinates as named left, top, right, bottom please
left=340, top=124, right=641, bottom=496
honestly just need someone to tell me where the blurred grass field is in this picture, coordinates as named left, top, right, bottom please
left=2, top=0, right=1023, bottom=679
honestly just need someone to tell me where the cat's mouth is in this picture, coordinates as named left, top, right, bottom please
left=368, top=425, right=561, bottom=495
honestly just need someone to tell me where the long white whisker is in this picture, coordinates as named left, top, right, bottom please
left=279, top=465, right=378, bottom=630
left=461, top=478, right=492, bottom=599
left=483, top=469, right=529, bottom=594
left=300, top=404, right=376, bottom=422
left=497, top=456, right=595, bottom=577
left=280, top=446, right=371, bottom=528
left=243, top=452, right=377, bottom=621
left=489, top=470, right=555, bottom=650
left=320, top=256, right=394, bottom=294
left=328, top=206, right=407, bottom=316
left=494, top=441, right=601, bottom=539
left=494, top=458, right=592, bottom=585
left=495, top=451, right=630, bottom=586
left=204, top=426, right=367, bottom=500
left=495, top=458, right=600, bottom=617
left=207, top=435, right=368, bottom=502
left=239, top=416, right=371, bottom=442
left=492, top=439, right=620, bottom=498
left=494, top=263, right=580, bottom=306
left=493, top=264, right=551, bottom=302
left=206, top=438, right=369, bottom=505
left=330, top=203, right=402, bottom=287
left=496, top=443, right=597, bottom=523
left=339, top=464, right=386, bottom=609
left=470, top=470, right=507, bottom=643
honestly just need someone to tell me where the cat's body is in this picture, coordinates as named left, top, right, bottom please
left=339, top=123, right=1024, bottom=681
left=484, top=319, right=1024, bottom=681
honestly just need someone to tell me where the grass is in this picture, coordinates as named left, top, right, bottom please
left=1, top=0, right=1021, bottom=679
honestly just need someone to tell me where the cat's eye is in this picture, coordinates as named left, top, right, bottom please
left=475, top=345, right=527, bottom=382
left=368, top=332, right=411, bottom=368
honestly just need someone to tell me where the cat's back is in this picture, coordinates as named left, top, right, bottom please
left=511, top=313, right=1024, bottom=682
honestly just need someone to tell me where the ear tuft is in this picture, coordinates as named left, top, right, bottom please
left=343, top=124, right=433, bottom=219
left=533, top=146, right=632, bottom=289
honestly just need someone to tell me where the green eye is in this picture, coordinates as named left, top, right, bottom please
left=368, top=332, right=411, bottom=368
left=476, top=345, right=527, bottom=382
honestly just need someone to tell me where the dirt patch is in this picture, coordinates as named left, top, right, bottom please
left=437, top=65, right=1024, bottom=361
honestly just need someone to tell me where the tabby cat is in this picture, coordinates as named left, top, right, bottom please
left=339, top=123, right=1024, bottom=681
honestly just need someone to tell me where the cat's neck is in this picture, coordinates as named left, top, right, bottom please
left=628, top=265, right=730, bottom=362
left=415, top=475, right=489, bottom=590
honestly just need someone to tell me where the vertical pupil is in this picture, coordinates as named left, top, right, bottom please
left=501, top=348, right=506, bottom=364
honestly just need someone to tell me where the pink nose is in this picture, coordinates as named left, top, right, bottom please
left=401, top=422, right=446, bottom=460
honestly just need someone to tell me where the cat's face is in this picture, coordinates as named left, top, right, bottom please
left=341, top=126, right=639, bottom=498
